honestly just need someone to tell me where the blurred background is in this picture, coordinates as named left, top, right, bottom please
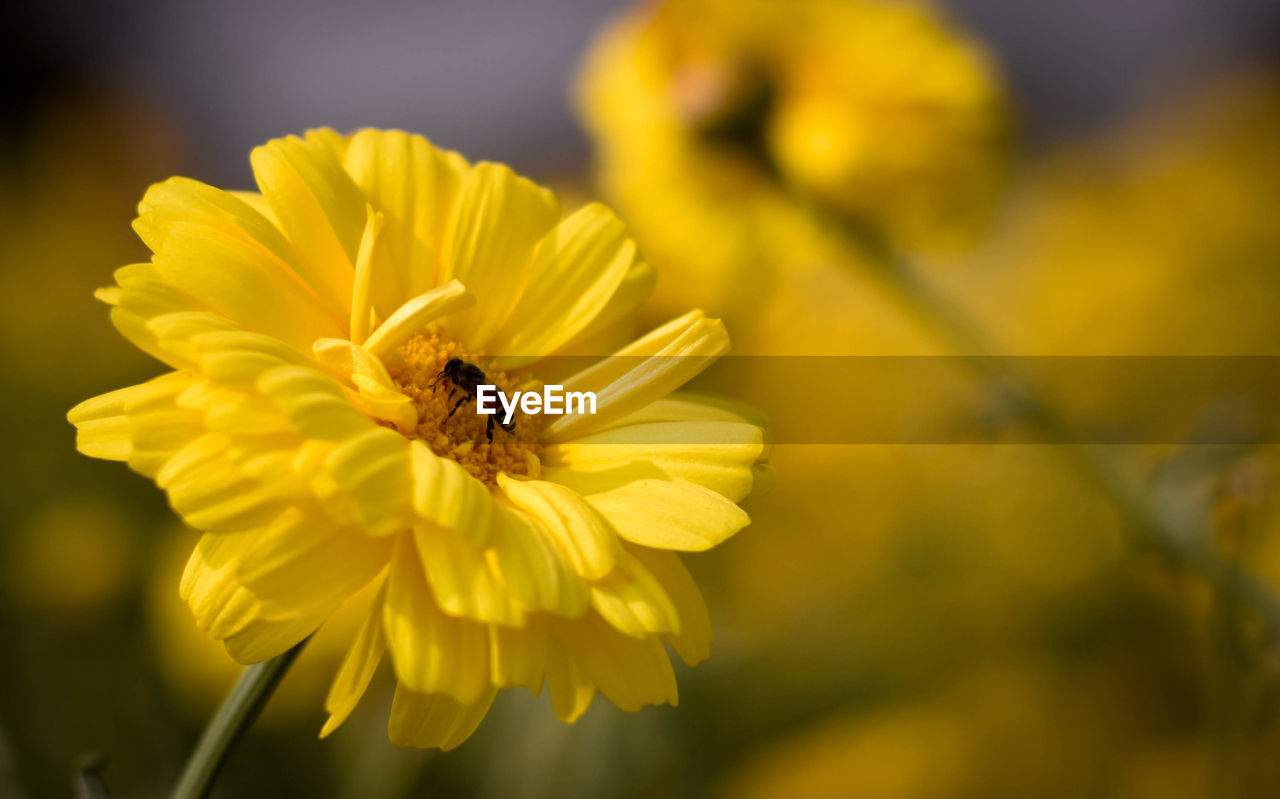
left=4, top=1, right=1280, bottom=797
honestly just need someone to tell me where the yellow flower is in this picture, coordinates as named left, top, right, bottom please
left=576, top=0, right=1009, bottom=320
left=68, top=128, right=767, bottom=749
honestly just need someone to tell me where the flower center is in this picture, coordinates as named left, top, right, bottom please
left=389, top=331, right=543, bottom=486
left=679, top=60, right=778, bottom=178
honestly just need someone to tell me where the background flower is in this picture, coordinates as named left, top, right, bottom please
left=576, top=0, right=1010, bottom=324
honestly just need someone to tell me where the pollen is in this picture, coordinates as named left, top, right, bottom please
left=390, top=330, right=543, bottom=486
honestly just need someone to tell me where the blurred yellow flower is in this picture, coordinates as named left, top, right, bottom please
left=721, top=705, right=980, bottom=799
left=68, top=129, right=767, bottom=749
left=973, top=73, right=1280, bottom=357
left=577, top=0, right=1009, bottom=320
left=10, top=496, right=136, bottom=613
left=956, top=71, right=1280, bottom=463
left=720, top=663, right=1215, bottom=798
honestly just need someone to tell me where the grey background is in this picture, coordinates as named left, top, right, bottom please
left=5, top=0, right=1279, bottom=184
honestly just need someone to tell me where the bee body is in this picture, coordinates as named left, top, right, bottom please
left=430, top=358, right=516, bottom=442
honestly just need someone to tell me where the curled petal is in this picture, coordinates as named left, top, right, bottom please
left=543, top=311, right=730, bottom=442
left=361, top=280, right=474, bottom=359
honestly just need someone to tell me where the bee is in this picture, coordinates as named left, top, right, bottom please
left=430, top=357, right=516, bottom=443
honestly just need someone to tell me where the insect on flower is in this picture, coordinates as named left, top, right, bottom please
left=430, top=357, right=515, bottom=442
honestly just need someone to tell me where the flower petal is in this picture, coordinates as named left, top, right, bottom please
left=584, top=478, right=749, bottom=551
left=496, top=475, right=621, bottom=580
left=180, top=531, right=264, bottom=640
left=313, top=338, right=418, bottom=432
left=142, top=313, right=297, bottom=382
left=222, top=614, right=325, bottom=665
left=103, top=263, right=209, bottom=367
left=250, top=132, right=366, bottom=316
left=542, top=421, right=765, bottom=502
left=486, top=502, right=588, bottom=617
left=256, top=365, right=373, bottom=441
left=180, top=531, right=324, bottom=664
left=71, top=414, right=132, bottom=462
left=545, top=645, right=595, bottom=723
left=441, top=162, right=559, bottom=350
left=135, top=177, right=345, bottom=350
left=488, top=203, right=635, bottom=365
left=158, top=433, right=284, bottom=533
left=602, top=391, right=768, bottom=428
left=135, top=178, right=296, bottom=270
left=410, top=441, right=494, bottom=544
left=388, top=684, right=496, bottom=750
left=490, top=619, right=548, bottom=693
left=542, top=312, right=730, bottom=442
left=550, top=612, right=677, bottom=712
left=321, top=580, right=388, bottom=737
left=319, top=427, right=414, bottom=536
left=344, top=129, right=471, bottom=316
left=179, top=382, right=294, bottom=436
left=383, top=536, right=490, bottom=703
left=546, top=258, right=655, bottom=360
left=412, top=524, right=524, bottom=626
left=628, top=545, right=713, bottom=666
left=68, top=373, right=195, bottom=463
left=70, top=372, right=204, bottom=477
left=362, top=280, right=474, bottom=360
left=234, top=507, right=391, bottom=616
left=589, top=551, right=681, bottom=638
left=349, top=205, right=383, bottom=344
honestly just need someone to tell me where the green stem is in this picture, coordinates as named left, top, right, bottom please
left=171, top=638, right=310, bottom=799
left=816, top=201, right=1280, bottom=642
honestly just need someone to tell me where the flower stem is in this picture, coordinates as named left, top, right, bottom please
left=814, top=201, right=1280, bottom=643
left=171, top=638, right=310, bottom=799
